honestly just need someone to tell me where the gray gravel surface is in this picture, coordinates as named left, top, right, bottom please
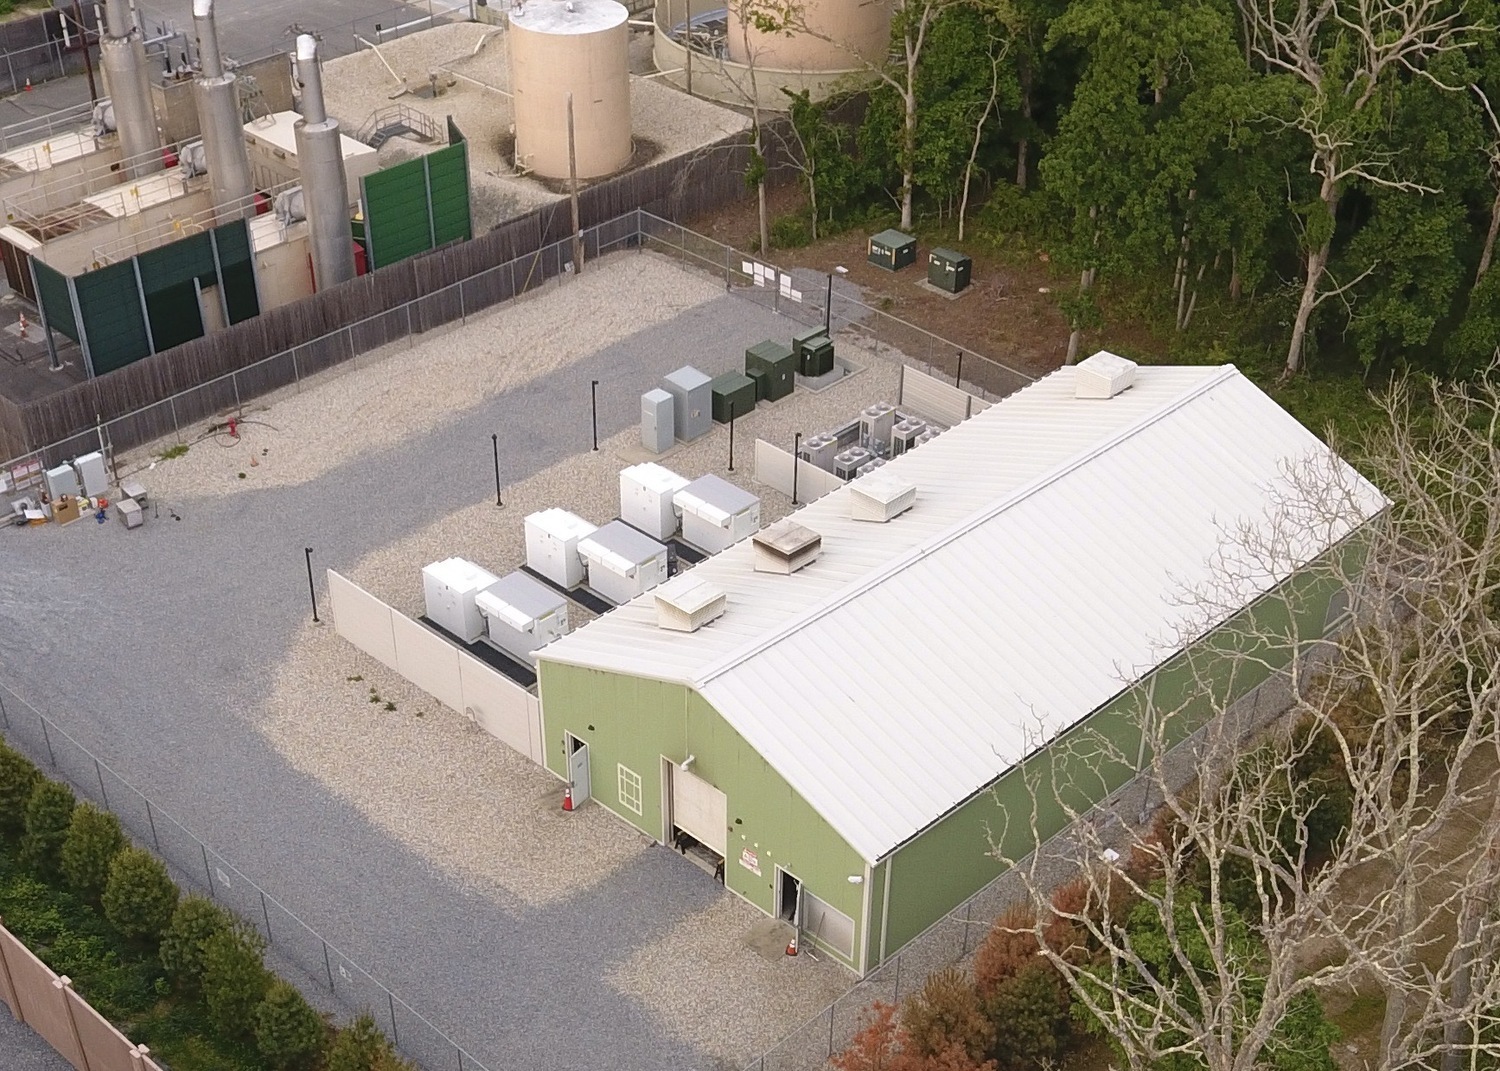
left=0, top=263, right=877, bottom=1071
left=0, top=1010, right=71, bottom=1071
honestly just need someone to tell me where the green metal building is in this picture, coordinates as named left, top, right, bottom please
left=535, top=355, right=1383, bottom=974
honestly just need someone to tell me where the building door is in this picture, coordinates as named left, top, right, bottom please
left=776, top=867, right=803, bottom=928
left=671, top=765, right=727, bottom=856
left=566, top=733, right=590, bottom=805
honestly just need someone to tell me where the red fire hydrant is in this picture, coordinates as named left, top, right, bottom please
left=227, top=416, right=239, bottom=439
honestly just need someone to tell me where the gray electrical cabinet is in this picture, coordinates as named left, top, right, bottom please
left=663, top=365, right=712, bottom=442
left=641, top=388, right=674, bottom=453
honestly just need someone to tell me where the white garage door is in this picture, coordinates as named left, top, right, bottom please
left=672, top=767, right=727, bottom=856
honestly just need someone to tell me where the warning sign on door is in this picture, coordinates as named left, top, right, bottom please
left=740, top=848, right=761, bottom=876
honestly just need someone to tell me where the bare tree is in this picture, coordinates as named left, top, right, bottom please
left=1471, top=85, right=1500, bottom=285
left=958, top=26, right=1010, bottom=242
left=997, top=373, right=1500, bottom=1071
left=1235, top=0, right=1486, bottom=378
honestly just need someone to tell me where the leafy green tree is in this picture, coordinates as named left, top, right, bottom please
left=102, top=846, right=179, bottom=944
left=0, top=743, right=41, bottom=842
left=20, top=780, right=75, bottom=879
left=61, top=803, right=125, bottom=903
left=201, top=924, right=272, bottom=1041
left=254, top=979, right=327, bottom=1070
left=781, top=90, right=870, bottom=239
left=327, top=1013, right=389, bottom=1071
left=160, top=894, right=233, bottom=994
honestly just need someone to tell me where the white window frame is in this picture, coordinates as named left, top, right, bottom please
left=617, top=764, right=643, bottom=815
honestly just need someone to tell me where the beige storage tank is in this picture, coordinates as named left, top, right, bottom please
left=509, top=0, right=632, bottom=181
left=725, top=0, right=892, bottom=71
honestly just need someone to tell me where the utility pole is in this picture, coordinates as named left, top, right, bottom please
left=567, top=91, right=583, bottom=275
left=72, top=0, right=98, bottom=104
left=684, top=0, right=692, bottom=96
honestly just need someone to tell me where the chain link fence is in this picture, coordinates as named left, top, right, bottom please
left=0, top=679, right=494, bottom=1071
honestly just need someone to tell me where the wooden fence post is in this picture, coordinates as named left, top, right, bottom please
left=0, top=918, right=22, bottom=1024
left=53, top=975, right=92, bottom=1071
left=129, top=1044, right=151, bottom=1069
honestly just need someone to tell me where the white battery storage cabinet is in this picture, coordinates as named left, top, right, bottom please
left=422, top=558, right=501, bottom=643
left=619, top=462, right=689, bottom=540
left=578, top=521, right=670, bottom=604
left=674, top=475, right=761, bottom=554
left=524, top=509, right=598, bottom=589
left=475, top=571, right=569, bottom=663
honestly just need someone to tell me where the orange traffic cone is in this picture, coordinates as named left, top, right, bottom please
left=17, top=313, right=26, bottom=339
left=562, top=786, right=574, bottom=812
left=786, top=934, right=798, bottom=956
left=23, top=78, right=31, bottom=92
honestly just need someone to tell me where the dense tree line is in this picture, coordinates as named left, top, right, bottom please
left=777, top=0, right=1500, bottom=378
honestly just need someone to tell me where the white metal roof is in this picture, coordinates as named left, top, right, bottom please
left=539, top=364, right=1387, bottom=862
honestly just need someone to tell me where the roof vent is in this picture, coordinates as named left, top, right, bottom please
left=850, top=472, right=917, bottom=523
left=752, top=519, right=822, bottom=574
left=1075, top=351, right=1138, bottom=399
left=655, top=574, right=727, bottom=632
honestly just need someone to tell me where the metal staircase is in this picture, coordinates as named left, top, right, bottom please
left=356, top=106, right=442, bottom=149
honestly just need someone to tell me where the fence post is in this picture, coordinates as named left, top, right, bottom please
left=260, top=891, right=272, bottom=943
left=322, top=940, right=335, bottom=991
left=144, top=798, right=160, bottom=852
left=169, top=396, right=180, bottom=443
left=388, top=990, right=400, bottom=1045
left=0, top=689, right=7, bottom=729
left=893, top=955, right=902, bottom=1004
left=293, top=347, right=302, bottom=391
left=0, top=918, right=23, bottom=1024
left=53, top=977, right=91, bottom=1071
left=827, top=1003, right=835, bottom=1059
left=39, top=718, right=56, bottom=768
left=5, top=54, right=14, bottom=94
left=202, top=844, right=215, bottom=896
left=94, top=759, right=108, bottom=809
left=961, top=898, right=972, bottom=956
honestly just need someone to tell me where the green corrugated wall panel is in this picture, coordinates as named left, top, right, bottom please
left=212, top=220, right=259, bottom=324
left=74, top=261, right=150, bottom=374
left=427, top=141, right=471, bottom=246
left=137, top=231, right=215, bottom=292
left=144, top=283, right=203, bottom=353
left=536, top=663, right=868, bottom=970
left=363, top=158, right=433, bottom=269
left=32, top=260, right=76, bottom=342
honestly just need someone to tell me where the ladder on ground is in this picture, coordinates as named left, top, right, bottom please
left=356, top=106, right=442, bottom=149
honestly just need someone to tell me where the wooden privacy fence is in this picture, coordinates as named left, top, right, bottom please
left=0, top=920, right=166, bottom=1071
left=328, top=571, right=547, bottom=767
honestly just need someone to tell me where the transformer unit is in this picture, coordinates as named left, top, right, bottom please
left=674, top=475, right=760, bottom=555
left=798, top=432, right=839, bottom=472
left=422, top=558, right=501, bottom=643
left=833, top=446, right=872, bottom=482
left=860, top=402, right=897, bottom=452
left=620, top=462, right=689, bottom=540
left=524, top=509, right=597, bottom=589
left=890, top=418, right=926, bottom=457
left=475, top=571, right=569, bottom=664
left=578, top=521, right=670, bottom=605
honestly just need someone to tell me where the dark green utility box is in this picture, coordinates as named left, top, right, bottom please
left=744, top=339, right=795, bottom=401
left=711, top=371, right=758, bottom=423
left=745, top=365, right=770, bottom=401
left=868, top=229, right=917, bottom=271
left=928, top=247, right=973, bottom=293
left=792, top=327, right=835, bottom=377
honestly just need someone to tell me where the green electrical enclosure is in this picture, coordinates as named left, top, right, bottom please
left=745, top=365, right=769, bottom=402
left=927, top=247, right=972, bottom=294
left=868, top=228, right=916, bottom=271
left=791, top=327, right=834, bottom=377
left=710, top=371, right=757, bottom=423
left=744, top=339, right=794, bottom=401
left=361, top=121, right=473, bottom=271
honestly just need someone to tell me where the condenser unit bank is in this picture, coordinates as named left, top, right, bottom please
left=710, top=371, right=757, bottom=424
left=675, top=474, right=760, bottom=554
left=475, top=570, right=569, bottom=663
left=744, top=340, right=795, bottom=401
left=620, top=462, right=689, bottom=540
left=868, top=229, right=916, bottom=271
left=524, top=508, right=598, bottom=589
left=860, top=402, right=897, bottom=451
left=833, top=446, right=872, bottom=482
left=578, top=521, right=670, bottom=604
left=423, top=557, right=502, bottom=643
left=799, top=432, right=839, bottom=472
left=927, top=247, right=972, bottom=293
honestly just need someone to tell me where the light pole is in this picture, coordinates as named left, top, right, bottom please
left=304, top=547, right=319, bottom=623
left=491, top=433, right=502, bottom=507
left=955, top=350, right=964, bottom=388
left=727, top=401, right=736, bottom=472
left=792, top=431, right=801, bottom=505
left=590, top=380, right=599, bottom=450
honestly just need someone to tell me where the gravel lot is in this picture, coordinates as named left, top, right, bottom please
left=0, top=256, right=906, bottom=1071
left=0, top=1012, right=70, bottom=1071
left=320, top=22, right=750, bottom=230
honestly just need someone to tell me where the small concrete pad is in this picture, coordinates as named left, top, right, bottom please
left=745, top=917, right=796, bottom=963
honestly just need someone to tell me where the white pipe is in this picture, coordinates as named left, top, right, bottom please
left=295, top=34, right=327, bottom=125
left=192, top=0, right=222, bottom=79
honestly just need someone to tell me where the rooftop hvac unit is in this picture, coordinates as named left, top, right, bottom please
left=423, top=557, right=501, bottom=643
left=856, top=457, right=885, bottom=477
left=833, top=446, right=872, bottom=482
left=890, top=418, right=926, bottom=458
left=850, top=473, right=917, bottom=523
left=655, top=573, right=727, bottom=632
left=798, top=432, right=846, bottom=468
left=524, top=508, right=598, bottom=589
left=1075, top=351, right=1138, bottom=399
left=752, top=519, right=822, bottom=575
left=474, top=570, right=569, bottom=663
left=914, top=427, right=941, bottom=448
left=674, top=475, right=760, bottom=555
left=798, top=433, right=839, bottom=472
left=577, top=521, right=670, bottom=605
left=860, top=402, right=897, bottom=451
left=620, top=462, right=690, bottom=540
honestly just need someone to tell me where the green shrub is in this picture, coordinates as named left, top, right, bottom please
left=20, top=780, right=75, bottom=879
left=902, top=967, right=993, bottom=1062
left=327, top=1013, right=388, bottom=1071
left=201, top=924, right=272, bottom=1041
left=0, top=744, right=41, bottom=841
left=254, top=979, right=327, bottom=1070
left=771, top=215, right=811, bottom=249
left=61, top=804, right=126, bottom=902
left=984, top=962, right=1071, bottom=1071
left=160, top=895, right=233, bottom=994
left=102, top=847, right=179, bottom=944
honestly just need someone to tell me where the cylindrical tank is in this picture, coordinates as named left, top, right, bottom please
left=293, top=34, right=355, bottom=291
left=98, top=0, right=163, bottom=178
left=508, top=0, right=631, bottom=181
left=725, top=0, right=892, bottom=71
left=191, top=0, right=254, bottom=222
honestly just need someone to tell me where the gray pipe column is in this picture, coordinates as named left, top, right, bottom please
left=192, top=0, right=254, bottom=222
left=293, top=34, right=356, bottom=289
left=98, top=0, right=163, bottom=178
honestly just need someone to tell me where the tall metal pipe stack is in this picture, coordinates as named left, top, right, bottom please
left=191, top=0, right=254, bottom=222
left=98, top=0, right=163, bottom=178
left=293, top=34, right=355, bottom=290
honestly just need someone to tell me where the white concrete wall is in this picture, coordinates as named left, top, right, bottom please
left=753, top=438, right=844, bottom=501
left=898, top=365, right=990, bottom=428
